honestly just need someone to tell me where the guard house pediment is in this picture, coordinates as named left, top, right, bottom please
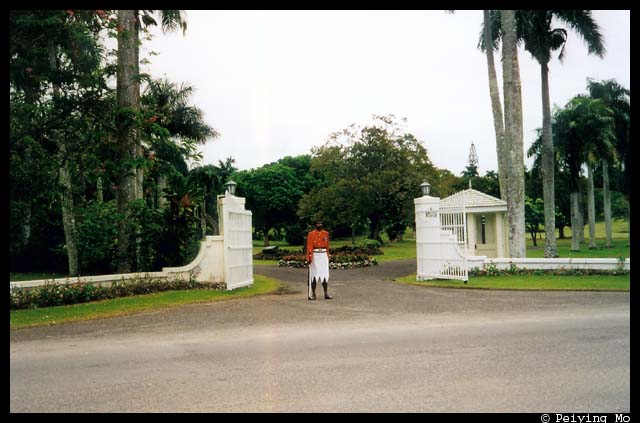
left=440, top=188, right=507, bottom=213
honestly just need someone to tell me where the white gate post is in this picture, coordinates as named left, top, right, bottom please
left=217, top=189, right=254, bottom=290
left=414, top=185, right=441, bottom=281
left=415, top=182, right=469, bottom=282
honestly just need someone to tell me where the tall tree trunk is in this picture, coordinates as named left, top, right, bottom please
left=530, top=229, right=537, bottom=247
left=49, top=40, right=80, bottom=276
left=157, top=175, right=167, bottom=209
left=78, top=155, right=87, bottom=202
left=369, top=217, right=382, bottom=242
left=602, top=159, right=612, bottom=247
left=136, top=145, right=144, bottom=200
left=627, top=204, right=630, bottom=247
left=58, top=146, right=80, bottom=276
left=96, top=175, right=104, bottom=203
left=263, top=226, right=270, bottom=247
left=577, top=180, right=585, bottom=243
left=483, top=10, right=507, bottom=200
left=540, top=63, right=557, bottom=257
left=115, top=9, right=140, bottom=273
left=134, top=14, right=143, bottom=202
left=587, top=163, right=597, bottom=248
left=558, top=225, right=565, bottom=239
left=23, top=203, right=31, bottom=248
left=201, top=200, right=207, bottom=239
left=500, top=10, right=526, bottom=258
left=570, top=191, right=580, bottom=251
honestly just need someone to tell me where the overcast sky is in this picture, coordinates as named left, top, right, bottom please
left=139, top=10, right=630, bottom=175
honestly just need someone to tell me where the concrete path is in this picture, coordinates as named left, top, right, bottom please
left=10, top=260, right=630, bottom=412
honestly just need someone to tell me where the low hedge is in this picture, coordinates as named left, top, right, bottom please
left=469, top=262, right=630, bottom=277
left=10, top=276, right=225, bottom=310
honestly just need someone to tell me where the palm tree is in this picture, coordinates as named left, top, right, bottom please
left=141, top=77, right=218, bottom=213
left=500, top=10, right=526, bottom=258
left=554, top=96, right=615, bottom=251
left=480, top=10, right=508, bottom=200
left=116, top=10, right=188, bottom=273
left=587, top=79, right=630, bottom=247
left=481, top=10, right=606, bottom=258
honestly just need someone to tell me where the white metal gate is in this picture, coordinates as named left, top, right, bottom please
left=415, top=196, right=469, bottom=282
left=439, top=204, right=467, bottom=250
left=222, top=194, right=254, bottom=290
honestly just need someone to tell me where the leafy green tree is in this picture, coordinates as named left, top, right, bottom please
left=554, top=96, right=615, bottom=251
left=235, top=163, right=304, bottom=246
left=527, top=130, right=574, bottom=239
left=587, top=78, right=630, bottom=246
left=454, top=170, right=501, bottom=198
left=189, top=158, right=237, bottom=236
left=525, top=196, right=545, bottom=246
left=300, top=115, right=439, bottom=242
left=10, top=10, right=111, bottom=276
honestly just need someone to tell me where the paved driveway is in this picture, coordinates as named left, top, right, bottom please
left=10, top=260, right=630, bottom=412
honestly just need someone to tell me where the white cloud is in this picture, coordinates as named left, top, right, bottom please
left=141, top=10, right=630, bottom=175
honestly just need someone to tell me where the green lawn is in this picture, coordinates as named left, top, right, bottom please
left=251, top=220, right=629, bottom=264
left=526, top=238, right=630, bottom=258
left=10, top=275, right=282, bottom=330
left=394, top=273, right=630, bottom=291
left=527, top=219, right=629, bottom=258
left=11, top=222, right=629, bottom=282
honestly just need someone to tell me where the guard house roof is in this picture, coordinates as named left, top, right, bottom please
left=440, top=188, right=507, bottom=213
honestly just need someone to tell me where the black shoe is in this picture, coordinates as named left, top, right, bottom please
left=308, top=295, right=316, bottom=300
left=324, top=294, right=333, bottom=300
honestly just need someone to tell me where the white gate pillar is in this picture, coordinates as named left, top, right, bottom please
left=217, top=190, right=254, bottom=290
left=414, top=188, right=441, bottom=281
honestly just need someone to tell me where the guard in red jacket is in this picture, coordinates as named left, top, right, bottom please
left=306, top=220, right=332, bottom=300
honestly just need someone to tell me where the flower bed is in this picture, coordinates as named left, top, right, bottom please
left=278, top=253, right=378, bottom=269
left=10, top=276, right=225, bottom=310
left=469, top=262, right=630, bottom=277
left=255, top=245, right=383, bottom=261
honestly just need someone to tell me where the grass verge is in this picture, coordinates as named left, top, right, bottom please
left=10, top=275, right=282, bottom=330
left=394, top=273, right=630, bottom=291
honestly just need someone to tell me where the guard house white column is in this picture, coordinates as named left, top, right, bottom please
left=415, top=182, right=440, bottom=281
left=467, top=213, right=477, bottom=256
left=495, top=212, right=504, bottom=257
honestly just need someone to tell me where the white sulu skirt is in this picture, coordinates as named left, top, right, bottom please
left=309, top=251, right=330, bottom=284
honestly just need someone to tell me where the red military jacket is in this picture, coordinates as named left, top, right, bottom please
left=306, top=229, right=330, bottom=262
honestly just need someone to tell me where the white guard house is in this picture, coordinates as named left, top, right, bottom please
left=439, top=186, right=509, bottom=259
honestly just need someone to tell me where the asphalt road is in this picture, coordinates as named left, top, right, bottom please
left=10, top=260, right=630, bottom=412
